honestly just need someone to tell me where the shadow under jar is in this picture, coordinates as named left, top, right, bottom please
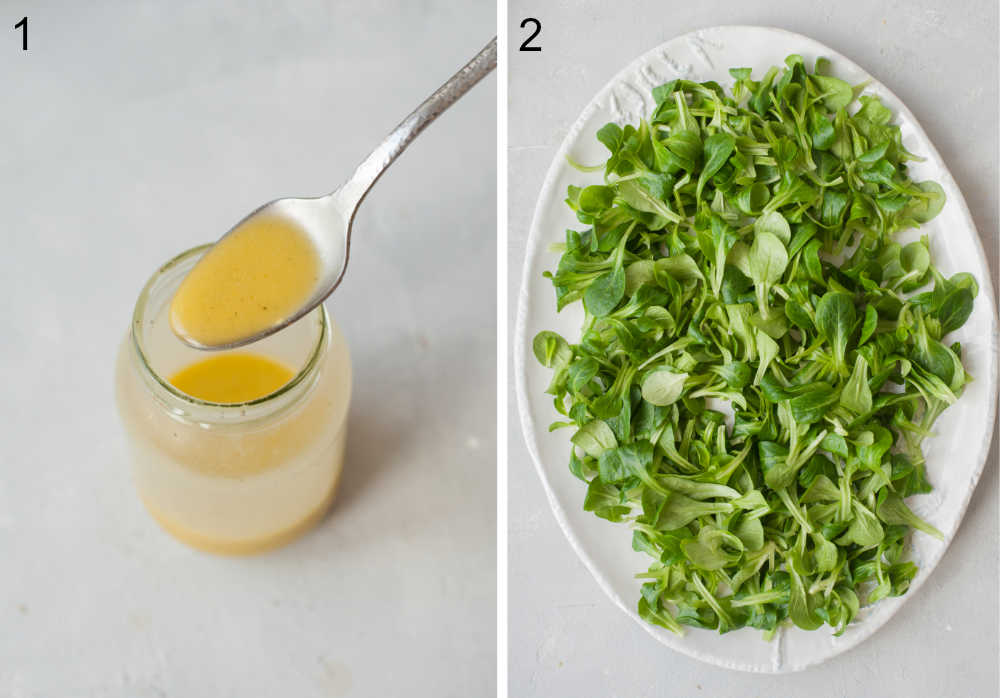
left=115, top=245, right=352, bottom=554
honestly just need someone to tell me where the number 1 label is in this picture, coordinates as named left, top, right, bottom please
left=14, top=16, right=27, bottom=51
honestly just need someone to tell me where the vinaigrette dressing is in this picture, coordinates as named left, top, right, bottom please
left=169, top=353, right=294, bottom=404
left=170, top=215, right=321, bottom=347
left=116, top=245, right=351, bottom=555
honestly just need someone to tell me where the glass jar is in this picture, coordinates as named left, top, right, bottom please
left=115, top=245, right=352, bottom=554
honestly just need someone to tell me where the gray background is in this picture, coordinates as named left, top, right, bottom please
left=508, top=1, right=998, bottom=696
left=0, top=2, right=495, bottom=696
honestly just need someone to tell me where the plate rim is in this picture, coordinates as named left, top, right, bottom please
left=514, top=24, right=999, bottom=673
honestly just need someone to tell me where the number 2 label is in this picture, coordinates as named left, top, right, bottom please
left=519, top=18, right=541, bottom=52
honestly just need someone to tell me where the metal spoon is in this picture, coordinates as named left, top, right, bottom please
left=176, top=37, right=497, bottom=350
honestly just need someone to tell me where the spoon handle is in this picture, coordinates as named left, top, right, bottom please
left=334, top=37, right=497, bottom=213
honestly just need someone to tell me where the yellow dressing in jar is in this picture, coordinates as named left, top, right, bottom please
left=115, top=245, right=352, bottom=555
left=169, top=215, right=321, bottom=347
left=169, top=354, right=294, bottom=404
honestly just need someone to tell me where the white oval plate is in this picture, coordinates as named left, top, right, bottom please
left=515, top=26, right=998, bottom=673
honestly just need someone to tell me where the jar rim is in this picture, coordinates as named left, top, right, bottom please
left=130, top=244, right=328, bottom=412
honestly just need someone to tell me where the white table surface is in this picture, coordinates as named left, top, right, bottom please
left=508, top=2, right=998, bottom=696
left=0, top=2, right=495, bottom=696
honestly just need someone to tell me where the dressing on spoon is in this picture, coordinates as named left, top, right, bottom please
left=169, top=214, right=321, bottom=348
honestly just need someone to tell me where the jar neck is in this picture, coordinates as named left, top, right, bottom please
left=129, top=245, right=329, bottom=427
